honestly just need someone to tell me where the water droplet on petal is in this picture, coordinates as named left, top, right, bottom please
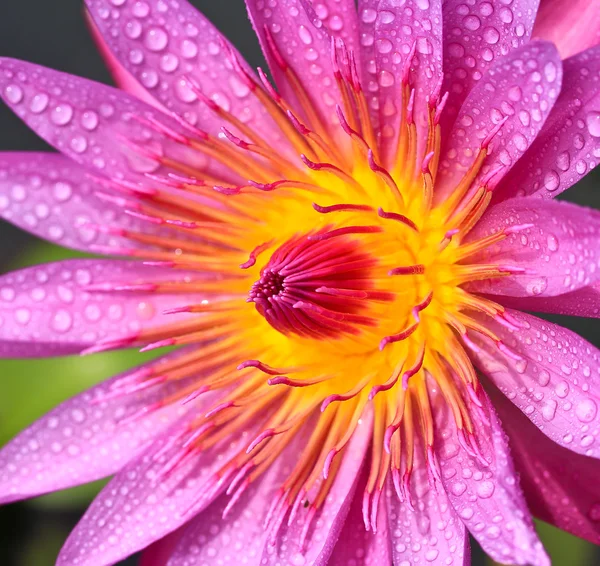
left=145, top=28, right=168, bottom=52
left=586, top=112, right=600, bottom=138
left=51, top=104, right=74, bottom=126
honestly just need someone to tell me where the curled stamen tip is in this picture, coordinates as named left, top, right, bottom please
left=246, top=428, right=275, bottom=454
left=139, top=338, right=175, bottom=353
left=213, top=185, right=242, bottom=195
left=421, top=151, right=435, bottom=173
left=383, top=426, right=396, bottom=454
left=323, top=448, right=338, bottom=479
left=204, top=401, right=234, bottom=418
left=481, top=115, right=509, bottom=149
left=321, top=394, right=341, bottom=412
left=505, top=223, right=534, bottom=235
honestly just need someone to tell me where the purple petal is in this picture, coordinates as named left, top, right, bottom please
left=494, top=45, right=600, bottom=201
left=372, top=0, right=443, bottom=165
left=85, top=9, right=164, bottom=110
left=309, top=0, right=359, bottom=48
left=387, top=449, right=469, bottom=566
left=56, top=403, right=248, bottom=566
left=0, top=58, right=235, bottom=183
left=467, top=198, right=600, bottom=298
left=0, top=259, right=206, bottom=357
left=471, top=309, right=600, bottom=459
left=329, top=468, right=392, bottom=566
left=434, top=385, right=549, bottom=566
left=0, top=152, right=191, bottom=253
left=533, top=0, right=600, bottom=59
left=161, top=428, right=322, bottom=566
left=84, top=0, right=285, bottom=147
left=491, top=383, right=600, bottom=545
left=489, top=283, right=600, bottom=318
left=245, top=0, right=346, bottom=144
left=261, top=410, right=372, bottom=566
left=356, top=1, right=380, bottom=134
left=436, top=41, right=562, bottom=200
left=0, top=348, right=200, bottom=504
left=139, top=531, right=181, bottom=566
left=440, top=0, right=539, bottom=135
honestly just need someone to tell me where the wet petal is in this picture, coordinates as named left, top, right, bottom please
left=495, top=45, right=600, bottom=201
left=0, top=58, right=235, bottom=183
left=0, top=348, right=200, bottom=504
left=260, top=410, right=372, bottom=565
left=329, top=468, right=392, bottom=566
left=56, top=404, right=247, bottom=566
left=472, top=309, right=600, bottom=459
left=441, top=0, right=539, bottom=134
left=0, top=259, right=206, bottom=357
left=490, top=383, right=600, bottom=545
left=373, top=0, right=443, bottom=164
left=468, top=198, right=600, bottom=298
left=434, top=386, right=549, bottom=566
left=0, top=152, right=189, bottom=253
left=491, top=283, right=600, bottom=318
left=356, top=1, right=380, bottom=134
left=310, top=0, right=359, bottom=48
left=533, top=0, right=600, bottom=59
left=437, top=41, right=562, bottom=199
left=387, top=453, right=469, bottom=566
left=84, top=0, right=284, bottom=146
left=245, top=0, right=346, bottom=143
left=85, top=9, right=163, bottom=110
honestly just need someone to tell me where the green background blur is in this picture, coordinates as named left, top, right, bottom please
left=0, top=1, right=599, bottom=564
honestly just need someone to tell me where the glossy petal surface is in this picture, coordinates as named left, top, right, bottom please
left=437, top=41, right=561, bottom=198
left=490, top=384, right=600, bottom=545
left=0, top=58, right=233, bottom=183
left=0, top=260, right=205, bottom=357
left=495, top=45, right=600, bottom=201
left=434, top=387, right=548, bottom=566
left=441, top=0, right=539, bottom=134
left=56, top=404, right=246, bottom=566
left=533, top=0, right=600, bottom=58
left=473, top=309, right=600, bottom=459
left=0, top=350, right=199, bottom=504
left=0, top=152, right=187, bottom=253
left=374, top=0, right=443, bottom=164
left=387, top=458, right=469, bottom=566
left=491, top=283, right=600, bottom=318
left=85, top=0, right=283, bottom=145
left=468, top=198, right=600, bottom=298
left=245, top=0, right=344, bottom=142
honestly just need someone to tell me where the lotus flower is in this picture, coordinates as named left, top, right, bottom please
left=0, top=0, right=600, bottom=564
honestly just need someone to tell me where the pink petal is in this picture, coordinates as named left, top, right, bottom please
left=245, top=0, right=347, bottom=145
left=329, top=468, right=393, bottom=566
left=471, top=309, right=600, bottom=459
left=139, top=531, right=182, bottom=566
left=356, top=1, right=381, bottom=135
left=0, top=152, right=190, bottom=254
left=159, top=425, right=340, bottom=566
left=84, top=0, right=284, bottom=147
left=56, top=404, right=250, bottom=566
left=532, top=0, right=600, bottom=59
left=0, top=259, right=206, bottom=357
left=490, top=383, right=600, bottom=545
left=0, top=58, right=236, bottom=183
left=372, top=0, right=443, bottom=165
left=489, top=283, right=600, bottom=318
left=308, top=0, right=359, bottom=48
left=85, top=9, right=164, bottom=110
left=386, top=448, right=470, bottom=566
left=433, top=385, right=549, bottom=566
left=261, top=410, right=372, bottom=566
left=494, top=45, right=600, bottom=201
left=0, top=348, right=201, bottom=504
left=436, top=41, right=562, bottom=200
left=467, top=198, right=600, bottom=298
left=440, top=0, right=539, bottom=135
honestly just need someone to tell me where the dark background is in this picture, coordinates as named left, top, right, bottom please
left=0, top=1, right=599, bottom=564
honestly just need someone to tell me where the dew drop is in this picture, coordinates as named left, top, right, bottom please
left=81, top=111, right=99, bottom=131
left=145, top=28, right=169, bottom=52
left=576, top=399, right=598, bottom=423
left=476, top=480, right=495, bottom=499
left=52, top=309, right=73, bottom=333
left=586, top=112, right=600, bottom=138
left=543, top=170, right=560, bottom=192
left=30, top=93, right=49, bottom=114
left=51, top=104, right=74, bottom=126
left=4, top=84, right=23, bottom=104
